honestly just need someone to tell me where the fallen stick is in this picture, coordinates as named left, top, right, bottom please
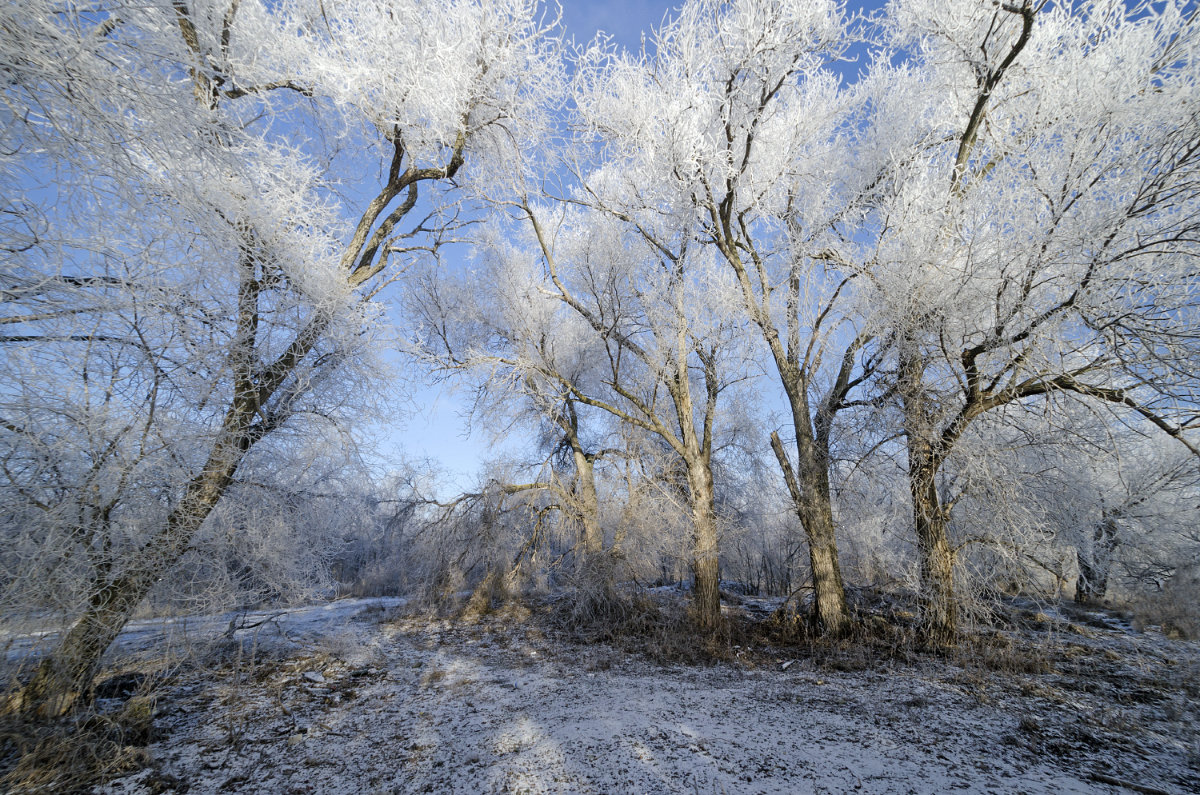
left=1088, top=772, right=1171, bottom=795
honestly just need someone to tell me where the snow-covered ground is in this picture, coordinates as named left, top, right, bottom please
left=78, top=595, right=1200, bottom=795
left=1, top=598, right=409, bottom=669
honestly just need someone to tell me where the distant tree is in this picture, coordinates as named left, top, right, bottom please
left=412, top=202, right=745, bottom=628
left=1031, top=423, right=1200, bottom=605
left=524, top=203, right=755, bottom=628
left=406, top=246, right=614, bottom=564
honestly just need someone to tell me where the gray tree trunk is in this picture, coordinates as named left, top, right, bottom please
left=1075, top=513, right=1120, bottom=604
left=770, top=430, right=848, bottom=634
left=571, top=447, right=604, bottom=560
left=900, top=345, right=957, bottom=644
left=909, top=452, right=957, bottom=644
left=686, top=457, right=721, bottom=629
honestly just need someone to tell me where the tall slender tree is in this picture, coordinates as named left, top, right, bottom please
left=566, top=0, right=880, bottom=632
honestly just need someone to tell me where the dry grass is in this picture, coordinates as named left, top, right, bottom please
left=960, top=633, right=1055, bottom=675
left=525, top=580, right=1110, bottom=682
left=459, top=570, right=520, bottom=621
left=1131, top=591, right=1200, bottom=640
left=0, top=671, right=162, bottom=794
left=11, top=585, right=1191, bottom=794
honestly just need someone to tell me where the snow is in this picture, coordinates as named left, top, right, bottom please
left=81, top=596, right=1200, bottom=794
left=2, top=598, right=406, bottom=666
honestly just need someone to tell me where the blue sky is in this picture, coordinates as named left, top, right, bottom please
left=559, top=0, right=678, bottom=50
left=557, top=0, right=891, bottom=52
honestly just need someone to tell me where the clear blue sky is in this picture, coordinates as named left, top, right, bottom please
left=559, top=0, right=678, bottom=50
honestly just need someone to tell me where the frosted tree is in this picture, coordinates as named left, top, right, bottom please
left=414, top=200, right=747, bottom=628
left=1, top=0, right=559, bottom=716
left=564, top=0, right=888, bottom=633
left=405, top=237, right=615, bottom=564
left=854, top=0, right=1200, bottom=641
left=1026, top=420, right=1200, bottom=604
left=550, top=203, right=758, bottom=626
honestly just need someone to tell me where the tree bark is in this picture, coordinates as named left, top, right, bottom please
left=686, top=457, right=721, bottom=629
left=721, top=242, right=851, bottom=636
left=1075, top=512, right=1119, bottom=604
left=900, top=344, right=957, bottom=644
left=909, top=451, right=957, bottom=644
left=798, top=491, right=849, bottom=635
left=571, top=447, right=603, bottom=560
left=770, top=430, right=849, bottom=634
left=1074, top=557, right=1106, bottom=604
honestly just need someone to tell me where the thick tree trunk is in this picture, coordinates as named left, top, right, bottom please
left=12, top=424, right=250, bottom=718
left=686, top=459, right=721, bottom=629
left=910, top=456, right=957, bottom=644
left=1075, top=513, right=1119, bottom=604
left=770, top=430, right=849, bottom=634
left=899, top=345, right=957, bottom=645
left=1074, top=557, right=1107, bottom=604
left=801, top=497, right=850, bottom=636
left=572, top=448, right=603, bottom=560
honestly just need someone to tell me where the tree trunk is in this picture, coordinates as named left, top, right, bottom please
left=770, top=430, right=849, bottom=634
left=900, top=344, right=957, bottom=644
left=12, top=423, right=250, bottom=718
left=686, top=458, right=721, bottom=629
left=1074, top=556, right=1106, bottom=604
left=801, top=495, right=850, bottom=636
left=910, top=448, right=957, bottom=644
left=572, top=448, right=603, bottom=560
left=1075, top=512, right=1119, bottom=604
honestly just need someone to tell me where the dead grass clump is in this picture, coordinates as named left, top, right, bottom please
left=637, top=604, right=733, bottom=665
left=732, top=586, right=924, bottom=670
left=746, top=606, right=812, bottom=645
left=459, top=570, right=511, bottom=620
left=550, top=582, right=734, bottom=665
left=564, top=587, right=652, bottom=638
left=959, top=633, right=1054, bottom=675
left=744, top=609, right=919, bottom=672
left=1130, top=589, right=1200, bottom=640
left=0, top=677, right=160, bottom=794
left=455, top=570, right=533, bottom=625
left=551, top=583, right=654, bottom=638
left=837, top=612, right=923, bottom=664
left=389, top=590, right=451, bottom=623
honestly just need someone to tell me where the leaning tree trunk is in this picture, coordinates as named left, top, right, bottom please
left=12, top=415, right=254, bottom=718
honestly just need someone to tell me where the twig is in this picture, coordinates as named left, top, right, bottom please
left=1088, top=772, right=1171, bottom=795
